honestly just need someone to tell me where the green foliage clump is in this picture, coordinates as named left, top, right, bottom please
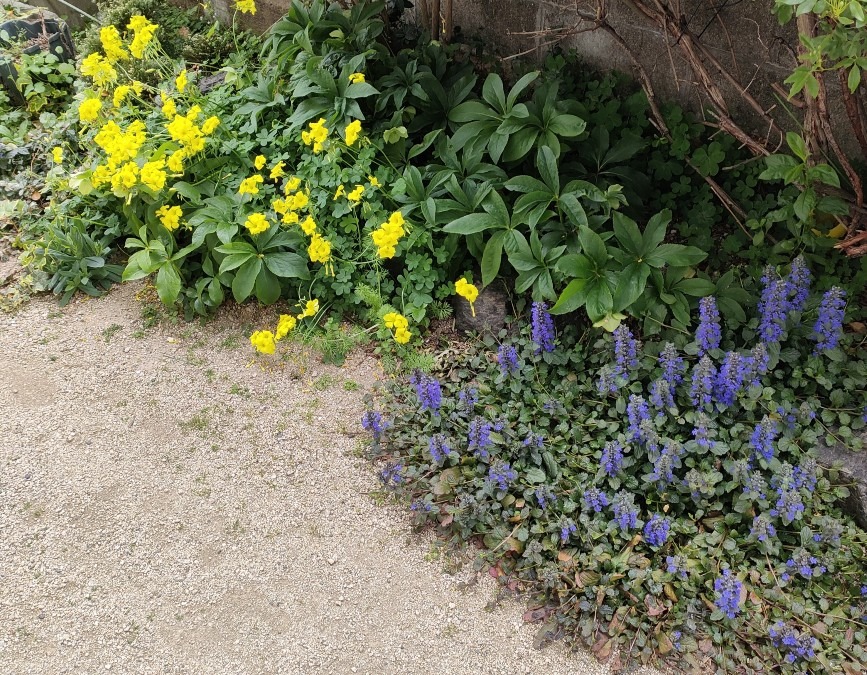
left=365, top=260, right=867, bottom=673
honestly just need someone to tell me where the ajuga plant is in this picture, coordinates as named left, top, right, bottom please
left=363, top=257, right=867, bottom=673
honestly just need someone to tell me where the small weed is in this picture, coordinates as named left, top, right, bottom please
left=192, top=472, right=211, bottom=497
left=204, top=368, right=215, bottom=381
left=313, top=374, right=334, bottom=391
left=343, top=379, right=360, bottom=391
left=228, top=383, right=250, bottom=397
left=220, top=335, right=242, bottom=349
left=102, top=323, right=122, bottom=343
left=181, top=408, right=211, bottom=431
left=186, top=349, right=206, bottom=367
left=131, top=329, right=145, bottom=339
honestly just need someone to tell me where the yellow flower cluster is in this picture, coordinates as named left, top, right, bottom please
left=275, top=314, right=297, bottom=339
left=270, top=161, right=286, bottom=180
left=112, top=82, right=142, bottom=108
left=236, top=0, right=257, bottom=15
left=78, top=97, right=102, bottom=122
left=156, top=204, right=183, bottom=231
left=250, top=312, right=298, bottom=354
left=347, top=185, right=364, bottom=203
left=254, top=154, right=266, bottom=170
left=239, top=174, right=264, bottom=195
left=308, top=233, right=332, bottom=265
left=383, top=312, right=411, bottom=344
left=348, top=72, right=365, bottom=84
left=297, top=299, right=319, bottom=319
left=100, top=26, right=128, bottom=62
left=166, top=106, right=206, bottom=154
left=176, top=69, right=188, bottom=93
left=454, top=278, right=479, bottom=317
left=244, top=213, right=271, bottom=235
left=128, top=15, right=158, bottom=59
left=52, top=147, right=63, bottom=163
left=345, top=120, right=361, bottom=146
left=250, top=330, right=275, bottom=354
left=80, top=53, right=117, bottom=88
left=301, top=118, right=328, bottom=153
left=370, top=211, right=406, bottom=259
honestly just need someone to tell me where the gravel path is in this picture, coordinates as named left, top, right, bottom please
left=0, top=284, right=665, bottom=675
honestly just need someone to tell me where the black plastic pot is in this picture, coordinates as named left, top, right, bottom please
left=0, top=4, right=74, bottom=106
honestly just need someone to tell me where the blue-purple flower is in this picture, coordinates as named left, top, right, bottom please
left=600, top=441, right=624, bottom=476
left=428, top=434, right=452, bottom=463
left=627, top=394, right=651, bottom=442
left=487, top=460, right=517, bottom=491
left=812, top=286, right=846, bottom=354
left=531, top=301, right=556, bottom=353
left=690, top=355, right=717, bottom=409
left=498, top=343, right=520, bottom=376
left=581, top=487, right=609, bottom=513
left=750, top=514, right=777, bottom=542
left=643, top=514, right=670, bottom=547
left=714, top=569, right=743, bottom=619
left=612, top=491, right=639, bottom=531
left=785, top=256, right=811, bottom=313
left=410, top=370, right=442, bottom=415
left=750, top=416, right=778, bottom=462
left=696, top=296, right=721, bottom=355
left=666, top=555, right=688, bottom=579
left=535, top=485, right=555, bottom=509
left=560, top=518, right=577, bottom=543
left=758, top=266, right=788, bottom=343
left=467, top=417, right=494, bottom=458
left=769, top=621, right=817, bottom=663
left=378, top=462, right=403, bottom=488
left=361, top=411, right=389, bottom=442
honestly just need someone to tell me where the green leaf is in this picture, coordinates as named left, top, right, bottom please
left=585, top=280, right=614, bottom=320
left=613, top=262, right=650, bottom=311
left=524, top=467, right=546, bottom=484
left=557, top=253, right=594, bottom=279
left=506, top=71, right=539, bottom=107
left=444, top=212, right=502, bottom=235
left=344, top=81, right=380, bottom=99
left=645, top=244, right=707, bottom=268
left=786, top=132, right=809, bottom=162
left=548, top=113, right=586, bottom=137
left=232, top=257, right=262, bottom=303
left=849, top=65, right=862, bottom=92
left=482, top=73, right=506, bottom=111
left=264, top=252, right=310, bottom=278
left=612, top=212, right=643, bottom=256
left=254, top=266, right=281, bottom=304
left=481, top=230, right=506, bottom=287
left=214, top=242, right=257, bottom=256
left=578, top=226, right=609, bottom=266
left=550, top=278, right=588, bottom=314
left=641, top=209, right=672, bottom=255
left=171, top=181, right=203, bottom=205
left=155, top=262, right=182, bottom=305
left=449, top=100, right=496, bottom=124
left=536, top=145, right=560, bottom=194
left=560, top=192, right=588, bottom=228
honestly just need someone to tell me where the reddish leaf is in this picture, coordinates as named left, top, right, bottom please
left=699, top=638, right=713, bottom=653
left=522, top=606, right=552, bottom=624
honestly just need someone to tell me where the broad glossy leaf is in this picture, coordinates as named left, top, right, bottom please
left=156, top=262, right=182, bottom=305
left=481, top=230, right=506, bottom=287
left=645, top=243, right=707, bottom=268
left=231, top=257, right=262, bottom=303
left=264, top=252, right=310, bottom=278
left=613, top=262, right=650, bottom=311
left=443, top=212, right=502, bottom=235
left=550, top=278, right=588, bottom=315
left=612, top=212, right=643, bottom=256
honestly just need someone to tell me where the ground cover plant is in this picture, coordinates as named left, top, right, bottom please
left=364, top=257, right=867, bottom=673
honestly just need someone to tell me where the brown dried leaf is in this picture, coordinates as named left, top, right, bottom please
left=557, top=550, right=573, bottom=564
left=698, top=638, right=713, bottom=653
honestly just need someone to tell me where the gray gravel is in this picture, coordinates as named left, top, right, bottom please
left=0, top=283, right=667, bottom=675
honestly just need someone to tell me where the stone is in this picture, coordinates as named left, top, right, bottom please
left=815, top=430, right=867, bottom=529
left=453, top=282, right=507, bottom=335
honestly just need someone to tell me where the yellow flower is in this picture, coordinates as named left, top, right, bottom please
left=368, top=175, right=380, bottom=187
left=239, top=174, right=264, bottom=195
left=370, top=210, right=407, bottom=259
left=156, top=204, right=183, bottom=231
left=141, top=159, right=167, bottom=191
left=345, top=119, right=362, bottom=146
left=132, top=81, right=144, bottom=95
left=298, top=299, right=319, bottom=318
left=282, top=211, right=299, bottom=225
left=334, top=184, right=345, bottom=200
left=348, top=72, right=366, bottom=84
left=300, top=216, right=317, bottom=235
left=78, top=97, right=102, bottom=122
left=111, top=161, right=139, bottom=191
left=284, top=176, right=301, bottom=194
left=167, top=150, right=185, bottom=173
left=269, top=161, right=286, bottom=180
left=244, top=213, right=270, bottom=235
left=383, top=312, right=411, bottom=344
left=301, top=118, right=328, bottom=153
left=454, top=278, right=479, bottom=317
left=91, top=164, right=112, bottom=188
left=236, top=0, right=256, bottom=14
left=51, top=147, right=63, bottom=163
left=186, top=105, right=203, bottom=120
left=290, top=190, right=309, bottom=210
left=166, top=114, right=205, bottom=154
left=272, top=198, right=288, bottom=215
left=250, top=330, right=275, bottom=354
left=113, top=85, right=132, bottom=108
left=94, top=119, right=147, bottom=167
left=254, top=154, right=266, bottom=170
left=127, top=15, right=158, bottom=59
left=275, top=314, right=296, bottom=340
left=100, top=25, right=128, bottom=62
left=162, top=97, right=177, bottom=119
left=347, top=185, right=364, bottom=203
left=308, top=233, right=332, bottom=264
left=201, top=116, right=220, bottom=135
left=80, top=53, right=117, bottom=88
left=176, top=69, right=188, bottom=93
